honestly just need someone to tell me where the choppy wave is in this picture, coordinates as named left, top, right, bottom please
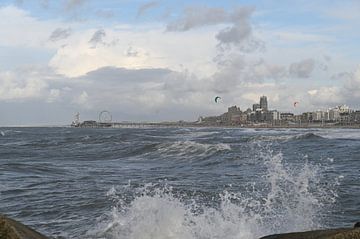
left=87, top=147, right=338, bottom=239
left=316, top=129, right=360, bottom=140
left=250, top=132, right=324, bottom=143
left=156, top=141, right=231, bottom=157
left=293, top=132, right=323, bottom=140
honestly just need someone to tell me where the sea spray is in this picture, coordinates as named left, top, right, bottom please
left=87, top=144, right=338, bottom=239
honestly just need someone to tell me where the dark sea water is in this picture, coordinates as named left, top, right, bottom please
left=0, top=127, right=359, bottom=239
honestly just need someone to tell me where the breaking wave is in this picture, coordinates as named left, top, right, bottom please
left=156, top=141, right=231, bottom=157
left=292, top=132, right=323, bottom=140
left=87, top=146, right=338, bottom=239
left=250, top=132, right=324, bottom=143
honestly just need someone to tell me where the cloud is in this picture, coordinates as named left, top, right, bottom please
left=69, top=66, right=215, bottom=120
left=73, top=91, right=90, bottom=108
left=14, top=0, right=23, bottom=6
left=0, top=6, right=57, bottom=48
left=343, top=66, right=360, bottom=99
left=166, top=6, right=260, bottom=51
left=306, top=66, right=360, bottom=109
left=137, top=1, right=159, bottom=17
left=215, top=7, right=256, bottom=48
left=40, top=0, right=49, bottom=8
left=0, top=67, right=52, bottom=101
left=289, top=59, right=316, bottom=78
left=166, top=6, right=228, bottom=31
left=64, top=0, right=88, bottom=11
left=210, top=56, right=287, bottom=93
left=307, top=86, right=343, bottom=107
left=89, top=29, right=106, bottom=47
left=96, top=9, right=114, bottom=19
left=49, top=26, right=218, bottom=77
left=125, top=46, right=139, bottom=57
left=47, top=89, right=61, bottom=103
left=49, top=27, right=72, bottom=42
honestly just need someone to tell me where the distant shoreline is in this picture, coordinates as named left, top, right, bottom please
left=1, top=122, right=360, bottom=129
left=69, top=121, right=360, bottom=129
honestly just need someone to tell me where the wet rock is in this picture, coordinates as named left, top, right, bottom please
left=0, top=214, right=48, bottom=239
left=260, top=223, right=360, bottom=239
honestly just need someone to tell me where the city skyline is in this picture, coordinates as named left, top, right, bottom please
left=199, top=95, right=360, bottom=127
left=1, top=1, right=360, bottom=125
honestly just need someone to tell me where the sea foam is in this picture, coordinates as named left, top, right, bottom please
left=87, top=146, right=338, bottom=239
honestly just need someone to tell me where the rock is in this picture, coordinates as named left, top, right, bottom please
left=0, top=214, right=48, bottom=239
left=260, top=223, right=360, bottom=239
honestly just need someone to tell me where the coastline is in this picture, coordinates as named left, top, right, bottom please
left=68, top=121, right=360, bottom=129
left=1, top=214, right=359, bottom=239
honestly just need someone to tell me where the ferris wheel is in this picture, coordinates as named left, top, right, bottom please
left=98, top=110, right=112, bottom=123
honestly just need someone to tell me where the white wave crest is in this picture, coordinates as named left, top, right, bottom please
left=157, top=141, right=231, bottom=157
left=87, top=147, right=338, bottom=239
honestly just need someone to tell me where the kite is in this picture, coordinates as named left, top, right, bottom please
left=215, top=96, right=221, bottom=103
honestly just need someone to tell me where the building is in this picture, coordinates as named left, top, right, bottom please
left=228, top=106, right=241, bottom=114
left=329, top=108, right=340, bottom=121
left=260, top=96, right=268, bottom=111
left=264, top=110, right=280, bottom=122
left=313, top=110, right=324, bottom=121
left=351, top=111, right=360, bottom=123
left=200, top=94, right=360, bottom=127
left=280, top=113, right=294, bottom=121
left=253, top=103, right=260, bottom=112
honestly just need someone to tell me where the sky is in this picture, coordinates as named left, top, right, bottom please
left=0, top=0, right=360, bottom=125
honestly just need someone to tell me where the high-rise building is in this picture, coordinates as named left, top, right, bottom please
left=260, top=96, right=268, bottom=111
left=253, top=104, right=260, bottom=112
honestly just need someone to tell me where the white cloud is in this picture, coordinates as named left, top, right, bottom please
left=49, top=26, right=218, bottom=77
left=0, top=67, right=49, bottom=101
left=307, top=90, right=318, bottom=96
left=73, top=91, right=90, bottom=108
left=47, top=89, right=61, bottom=103
left=0, top=6, right=56, bottom=48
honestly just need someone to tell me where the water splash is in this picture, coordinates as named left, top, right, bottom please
left=87, top=145, right=338, bottom=239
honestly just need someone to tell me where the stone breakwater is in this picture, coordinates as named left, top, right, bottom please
left=260, top=223, right=360, bottom=239
left=1, top=214, right=359, bottom=239
left=0, top=214, right=48, bottom=239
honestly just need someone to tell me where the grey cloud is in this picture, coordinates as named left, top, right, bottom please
left=49, top=28, right=72, bottom=42
left=15, top=0, right=23, bottom=6
left=82, top=67, right=172, bottom=85
left=216, top=24, right=251, bottom=45
left=331, top=72, right=352, bottom=81
left=167, top=6, right=260, bottom=52
left=166, top=6, right=228, bottom=31
left=137, top=1, right=159, bottom=17
left=64, top=0, right=88, bottom=11
left=96, top=9, right=114, bottom=18
left=342, top=71, right=360, bottom=96
left=89, top=29, right=106, bottom=48
left=211, top=56, right=286, bottom=93
left=126, top=46, right=139, bottom=57
left=323, top=55, right=332, bottom=62
left=73, top=67, right=209, bottom=121
left=0, top=65, right=215, bottom=124
left=289, top=59, right=316, bottom=78
left=39, top=0, right=49, bottom=8
left=216, top=7, right=257, bottom=49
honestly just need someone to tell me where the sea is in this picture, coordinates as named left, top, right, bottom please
left=0, top=127, right=359, bottom=239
